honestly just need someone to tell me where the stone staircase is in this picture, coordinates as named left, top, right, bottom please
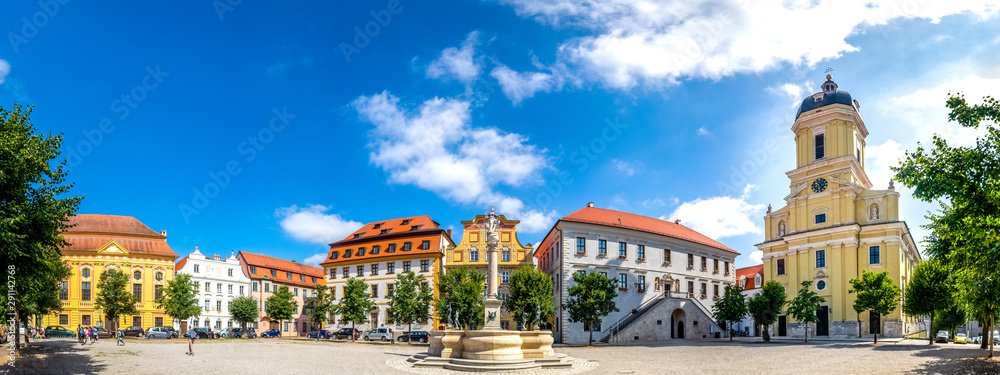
left=600, top=295, right=667, bottom=343
left=602, top=292, right=721, bottom=343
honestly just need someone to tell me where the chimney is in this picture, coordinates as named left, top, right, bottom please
left=446, top=229, right=452, bottom=238
left=674, top=219, right=681, bottom=224
left=160, top=230, right=167, bottom=237
left=587, top=202, right=595, bottom=208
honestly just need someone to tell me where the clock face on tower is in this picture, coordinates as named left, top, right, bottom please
left=811, top=178, right=828, bottom=193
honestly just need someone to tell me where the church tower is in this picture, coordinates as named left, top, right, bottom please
left=756, top=73, right=921, bottom=339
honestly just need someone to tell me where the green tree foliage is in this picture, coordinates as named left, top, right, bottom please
left=435, top=267, right=486, bottom=330
left=565, top=271, right=619, bottom=345
left=155, top=273, right=200, bottom=328
left=303, top=284, right=334, bottom=340
left=388, top=272, right=434, bottom=343
left=935, top=303, right=967, bottom=341
left=229, top=295, right=259, bottom=338
left=0, top=103, right=82, bottom=353
left=747, top=280, right=787, bottom=342
left=893, top=93, right=1000, bottom=356
left=265, top=285, right=298, bottom=335
left=339, top=278, right=374, bottom=341
left=787, top=281, right=825, bottom=343
left=94, top=268, right=138, bottom=331
left=712, top=283, right=747, bottom=341
left=504, top=265, right=555, bottom=331
left=849, top=270, right=901, bottom=344
left=903, top=259, right=955, bottom=345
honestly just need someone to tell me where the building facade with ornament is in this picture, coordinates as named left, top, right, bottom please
left=445, top=213, right=535, bottom=330
left=174, top=246, right=251, bottom=331
left=50, top=214, right=178, bottom=331
left=755, top=74, right=921, bottom=339
left=733, top=264, right=763, bottom=337
left=321, top=215, right=454, bottom=333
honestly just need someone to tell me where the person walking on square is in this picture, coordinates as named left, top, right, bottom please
left=78, top=326, right=84, bottom=345
left=187, top=328, right=196, bottom=356
left=116, top=329, right=125, bottom=346
left=93, top=327, right=99, bottom=344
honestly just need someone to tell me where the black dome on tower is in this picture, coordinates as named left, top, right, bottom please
left=795, top=74, right=858, bottom=119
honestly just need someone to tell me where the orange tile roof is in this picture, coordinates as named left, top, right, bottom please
left=735, top=265, right=764, bottom=290
left=323, top=215, right=452, bottom=266
left=238, top=251, right=324, bottom=288
left=175, top=255, right=189, bottom=273
left=559, top=206, right=738, bottom=254
left=61, top=214, right=177, bottom=258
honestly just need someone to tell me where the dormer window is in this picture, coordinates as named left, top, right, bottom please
left=344, top=249, right=353, bottom=258
left=373, top=223, right=383, bottom=229
left=328, top=251, right=339, bottom=260
left=357, top=247, right=366, bottom=257
left=754, top=274, right=762, bottom=288
left=409, top=225, right=422, bottom=231
left=739, top=277, right=746, bottom=289
left=401, top=219, right=411, bottom=225
left=353, top=233, right=363, bottom=239
left=814, top=133, right=825, bottom=160
left=380, top=229, right=390, bottom=235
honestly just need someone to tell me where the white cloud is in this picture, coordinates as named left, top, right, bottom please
left=697, top=127, right=712, bottom=137
left=427, top=31, right=482, bottom=85
left=353, top=91, right=558, bottom=233
left=0, top=59, right=9, bottom=84
left=275, top=204, right=364, bottom=245
left=303, top=253, right=328, bottom=267
left=665, top=184, right=766, bottom=239
left=611, top=158, right=637, bottom=176
left=642, top=198, right=665, bottom=208
left=748, top=250, right=763, bottom=264
left=495, top=0, right=998, bottom=88
left=490, top=64, right=556, bottom=104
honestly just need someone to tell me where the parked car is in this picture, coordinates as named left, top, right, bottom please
left=228, top=328, right=256, bottom=338
left=260, top=329, right=281, bottom=338
left=971, top=336, right=981, bottom=344
left=43, top=326, right=76, bottom=338
left=935, top=330, right=950, bottom=343
left=218, top=328, right=232, bottom=338
left=363, top=327, right=394, bottom=342
left=306, top=330, right=332, bottom=339
left=398, top=331, right=430, bottom=343
left=91, top=327, right=113, bottom=339
left=955, top=333, right=967, bottom=344
left=334, top=328, right=361, bottom=340
left=121, top=326, right=145, bottom=337
left=146, top=326, right=174, bottom=339
left=190, top=328, right=214, bottom=339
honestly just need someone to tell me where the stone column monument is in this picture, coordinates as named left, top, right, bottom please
left=481, top=207, right=503, bottom=330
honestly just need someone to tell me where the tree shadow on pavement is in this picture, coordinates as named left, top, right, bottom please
left=10, top=339, right=108, bottom=375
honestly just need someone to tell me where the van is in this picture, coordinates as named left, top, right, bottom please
left=363, top=327, right=394, bottom=342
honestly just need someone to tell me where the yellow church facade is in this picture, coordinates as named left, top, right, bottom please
left=48, top=215, right=178, bottom=331
left=756, top=75, right=920, bottom=339
left=446, top=213, right=534, bottom=330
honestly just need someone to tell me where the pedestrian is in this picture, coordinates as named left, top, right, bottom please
left=116, top=329, right=125, bottom=346
left=93, top=327, right=99, bottom=343
left=85, top=327, right=91, bottom=344
left=187, top=328, right=196, bottom=356
left=79, top=326, right=85, bottom=345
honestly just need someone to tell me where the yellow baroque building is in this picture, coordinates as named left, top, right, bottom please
left=756, top=75, right=920, bottom=339
left=48, top=215, right=178, bottom=331
left=446, top=213, right=535, bottom=330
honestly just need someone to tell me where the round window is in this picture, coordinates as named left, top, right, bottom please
left=155, top=272, right=163, bottom=281
left=817, top=280, right=827, bottom=291
left=81, top=268, right=91, bottom=278
left=133, top=270, right=142, bottom=280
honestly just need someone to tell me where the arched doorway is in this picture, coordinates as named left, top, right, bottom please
left=671, top=308, right=686, bottom=339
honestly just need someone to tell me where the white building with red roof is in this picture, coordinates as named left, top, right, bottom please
left=175, top=246, right=251, bottom=332
left=734, top=264, right=764, bottom=337
left=535, top=202, right=740, bottom=344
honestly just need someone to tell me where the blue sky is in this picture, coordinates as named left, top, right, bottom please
left=3, top=1, right=998, bottom=268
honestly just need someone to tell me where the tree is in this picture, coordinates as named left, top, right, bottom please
left=229, top=295, right=259, bottom=338
left=893, top=93, right=1000, bottom=356
left=747, top=280, right=787, bottom=342
left=435, top=267, right=486, bottom=330
left=303, top=284, right=333, bottom=340
left=903, top=259, right=955, bottom=345
left=339, top=278, right=374, bottom=341
left=94, top=268, right=138, bottom=331
left=265, top=285, right=297, bottom=335
left=505, top=265, right=555, bottom=331
left=787, top=281, right=825, bottom=343
left=565, top=271, right=619, bottom=345
left=388, top=272, right=434, bottom=343
left=155, top=273, right=200, bottom=331
left=849, top=270, right=901, bottom=344
left=0, top=103, right=82, bottom=355
left=712, top=283, right=747, bottom=341
left=935, top=303, right=967, bottom=341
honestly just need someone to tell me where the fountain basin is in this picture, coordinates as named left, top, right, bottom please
left=519, top=330, right=555, bottom=358
left=460, top=329, right=524, bottom=360
left=428, top=330, right=464, bottom=358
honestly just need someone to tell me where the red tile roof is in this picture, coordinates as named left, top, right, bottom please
left=61, top=214, right=177, bottom=258
left=323, top=215, right=451, bottom=266
left=330, top=215, right=444, bottom=245
left=559, top=206, right=738, bottom=254
left=735, top=265, right=764, bottom=290
left=175, top=255, right=189, bottom=273
left=238, top=251, right=324, bottom=288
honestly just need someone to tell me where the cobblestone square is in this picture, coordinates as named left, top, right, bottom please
left=8, top=337, right=1000, bottom=374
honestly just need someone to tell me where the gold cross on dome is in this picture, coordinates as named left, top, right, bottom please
left=825, top=67, right=833, bottom=74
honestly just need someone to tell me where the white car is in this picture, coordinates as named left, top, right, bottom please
left=363, top=327, right=394, bottom=342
